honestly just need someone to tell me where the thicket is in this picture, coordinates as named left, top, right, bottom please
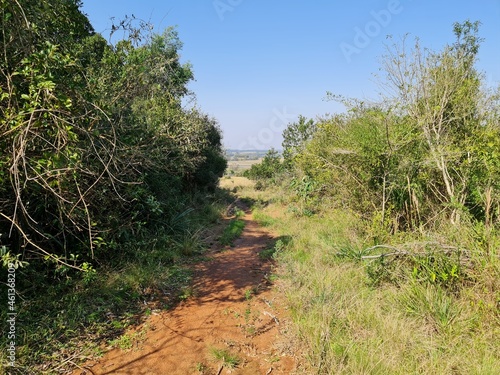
left=0, top=1, right=227, bottom=371
left=244, top=21, right=500, bottom=373
left=267, top=20, right=500, bottom=248
left=251, top=17, right=500, bottom=324
left=0, top=0, right=226, bottom=271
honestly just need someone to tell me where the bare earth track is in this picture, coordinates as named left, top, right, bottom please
left=73, top=202, right=296, bottom=375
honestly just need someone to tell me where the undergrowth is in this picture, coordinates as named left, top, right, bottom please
left=0, top=190, right=231, bottom=374
left=220, top=208, right=245, bottom=246
left=233, top=178, right=500, bottom=375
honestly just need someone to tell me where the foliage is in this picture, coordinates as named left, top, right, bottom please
left=0, top=1, right=229, bottom=372
left=220, top=219, right=245, bottom=246
left=282, top=115, right=316, bottom=168
left=0, top=1, right=227, bottom=270
left=295, top=21, right=500, bottom=234
left=219, top=20, right=500, bottom=375
left=242, top=148, right=283, bottom=180
left=231, top=178, right=500, bottom=375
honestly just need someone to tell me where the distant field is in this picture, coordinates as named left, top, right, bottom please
left=226, top=158, right=262, bottom=173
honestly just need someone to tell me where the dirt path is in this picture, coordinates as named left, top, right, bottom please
left=74, top=203, right=295, bottom=375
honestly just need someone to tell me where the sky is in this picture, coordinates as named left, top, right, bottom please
left=81, top=1, right=500, bottom=150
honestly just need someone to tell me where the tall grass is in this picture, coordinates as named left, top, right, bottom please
left=235, top=180, right=500, bottom=375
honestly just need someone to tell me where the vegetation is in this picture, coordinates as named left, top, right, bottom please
left=219, top=209, right=245, bottom=246
left=209, top=347, right=240, bottom=369
left=242, top=148, right=283, bottom=180
left=241, top=20, right=500, bottom=374
left=1, top=3, right=498, bottom=373
left=0, top=1, right=227, bottom=373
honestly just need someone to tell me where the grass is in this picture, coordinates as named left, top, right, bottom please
left=232, top=177, right=500, bottom=375
left=219, top=219, right=245, bottom=246
left=209, top=347, right=240, bottom=369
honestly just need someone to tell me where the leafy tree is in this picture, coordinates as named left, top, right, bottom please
left=282, top=115, right=316, bottom=168
left=381, top=20, right=491, bottom=224
left=293, top=21, right=500, bottom=231
left=0, top=0, right=227, bottom=270
left=243, top=148, right=283, bottom=180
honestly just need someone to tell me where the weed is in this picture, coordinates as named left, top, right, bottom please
left=220, top=219, right=245, bottom=246
left=234, top=208, right=245, bottom=218
left=195, top=362, right=207, bottom=372
left=179, top=285, right=196, bottom=300
left=108, top=327, right=146, bottom=351
left=209, top=347, right=240, bottom=368
left=259, top=247, right=276, bottom=260
left=244, top=306, right=251, bottom=322
left=244, top=289, right=253, bottom=301
left=399, top=282, right=461, bottom=332
left=174, top=229, right=204, bottom=256
left=259, top=238, right=289, bottom=260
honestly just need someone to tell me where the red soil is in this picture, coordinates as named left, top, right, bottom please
left=72, top=206, right=296, bottom=375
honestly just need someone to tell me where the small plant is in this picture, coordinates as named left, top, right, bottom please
left=179, top=286, right=196, bottom=300
left=244, top=289, right=253, bottom=301
left=195, top=362, right=207, bottom=373
left=234, top=207, right=245, bottom=218
left=220, top=219, right=245, bottom=246
left=109, top=334, right=133, bottom=350
left=244, top=306, right=251, bottom=322
left=399, top=282, right=461, bottom=332
left=209, top=347, right=240, bottom=369
left=174, top=230, right=204, bottom=256
left=335, top=244, right=370, bottom=261
left=259, top=247, right=276, bottom=260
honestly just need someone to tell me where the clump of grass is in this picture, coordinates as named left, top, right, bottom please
left=259, top=247, right=276, bottom=260
left=398, top=282, right=462, bottom=332
left=220, top=219, right=245, bottom=246
left=259, top=238, right=289, bottom=260
left=173, top=229, right=204, bottom=256
left=209, top=347, right=240, bottom=368
left=253, top=210, right=276, bottom=227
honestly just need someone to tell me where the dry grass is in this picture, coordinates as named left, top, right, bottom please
left=226, top=158, right=262, bottom=173
left=220, top=176, right=256, bottom=190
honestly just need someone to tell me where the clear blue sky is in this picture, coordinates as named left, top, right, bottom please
left=81, top=1, right=500, bottom=150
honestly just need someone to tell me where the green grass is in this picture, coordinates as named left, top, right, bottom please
left=209, top=347, right=240, bottom=369
left=219, top=219, right=245, bottom=246
left=233, top=177, right=500, bottom=375
left=253, top=210, right=277, bottom=227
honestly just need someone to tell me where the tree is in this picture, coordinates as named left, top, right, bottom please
left=0, top=0, right=227, bottom=270
left=243, top=148, right=283, bottom=180
left=282, top=115, right=316, bottom=168
left=381, top=20, right=488, bottom=224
